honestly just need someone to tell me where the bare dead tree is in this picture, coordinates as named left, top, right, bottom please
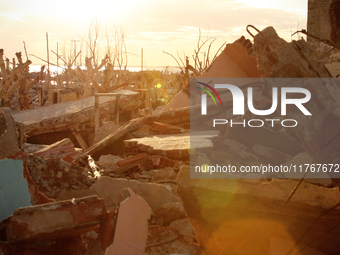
left=163, top=28, right=226, bottom=77
left=80, top=19, right=101, bottom=69
left=0, top=49, right=45, bottom=110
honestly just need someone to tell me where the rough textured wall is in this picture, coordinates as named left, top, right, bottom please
left=307, top=0, right=333, bottom=41
left=307, top=0, right=340, bottom=77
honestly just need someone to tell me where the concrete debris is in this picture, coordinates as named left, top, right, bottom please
left=177, top=165, right=340, bottom=255
left=0, top=108, right=20, bottom=160
left=154, top=202, right=187, bottom=225
left=254, top=26, right=332, bottom=78
left=89, top=176, right=180, bottom=212
left=12, top=90, right=141, bottom=138
left=169, top=218, right=196, bottom=237
left=2, top=24, right=340, bottom=255
left=150, top=168, right=178, bottom=181
left=97, top=154, right=122, bottom=171
left=131, top=124, right=157, bottom=138
left=26, top=153, right=94, bottom=198
left=0, top=196, right=113, bottom=255
left=124, top=130, right=219, bottom=160
left=146, top=225, right=204, bottom=255
left=33, top=138, right=82, bottom=162
left=1, top=195, right=107, bottom=243
left=105, top=188, right=151, bottom=255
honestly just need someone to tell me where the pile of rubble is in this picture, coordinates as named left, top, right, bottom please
left=1, top=26, right=340, bottom=255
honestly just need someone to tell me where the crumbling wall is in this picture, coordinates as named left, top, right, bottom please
left=307, top=0, right=334, bottom=43
left=307, top=0, right=340, bottom=77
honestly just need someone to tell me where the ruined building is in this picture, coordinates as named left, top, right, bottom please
left=307, top=0, right=340, bottom=76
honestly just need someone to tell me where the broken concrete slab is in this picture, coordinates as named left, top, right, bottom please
left=154, top=202, right=187, bottom=226
left=0, top=195, right=107, bottom=243
left=177, top=165, right=340, bottom=255
left=33, top=138, right=76, bottom=158
left=169, top=218, right=196, bottom=237
left=150, top=168, right=177, bottom=182
left=21, top=143, right=48, bottom=154
left=105, top=189, right=151, bottom=255
left=13, top=91, right=141, bottom=138
left=124, top=131, right=219, bottom=160
left=97, top=154, right=122, bottom=171
left=90, top=176, right=180, bottom=212
left=131, top=124, right=157, bottom=138
left=73, top=106, right=192, bottom=162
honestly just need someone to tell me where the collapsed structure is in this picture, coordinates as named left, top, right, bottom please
left=1, top=21, right=340, bottom=255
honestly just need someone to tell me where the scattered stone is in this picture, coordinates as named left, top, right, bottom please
left=90, top=176, right=180, bottom=211
left=177, top=165, right=340, bottom=255
left=131, top=124, right=156, bottom=138
left=56, top=171, right=63, bottom=179
left=169, top=218, right=195, bottom=237
left=146, top=226, right=203, bottom=255
left=154, top=202, right=186, bottom=225
left=150, top=168, right=177, bottom=181
left=97, top=154, right=122, bottom=171
left=147, top=225, right=179, bottom=247
left=22, top=143, right=48, bottom=154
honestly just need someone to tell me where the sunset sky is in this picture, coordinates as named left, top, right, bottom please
left=0, top=0, right=307, bottom=70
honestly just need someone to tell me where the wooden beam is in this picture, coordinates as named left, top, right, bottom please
left=72, top=129, right=88, bottom=150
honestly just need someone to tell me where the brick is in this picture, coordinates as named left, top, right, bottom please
left=124, top=147, right=141, bottom=156
left=150, top=156, right=176, bottom=168
left=124, top=164, right=141, bottom=176
left=117, top=153, right=148, bottom=167
left=62, top=150, right=82, bottom=162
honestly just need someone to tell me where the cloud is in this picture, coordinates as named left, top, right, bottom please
left=0, top=11, right=24, bottom=21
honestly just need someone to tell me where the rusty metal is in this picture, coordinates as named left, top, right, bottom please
left=246, top=25, right=260, bottom=38
left=292, top=29, right=340, bottom=50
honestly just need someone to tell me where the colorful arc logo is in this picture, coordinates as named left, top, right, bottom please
left=196, top=82, right=223, bottom=106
